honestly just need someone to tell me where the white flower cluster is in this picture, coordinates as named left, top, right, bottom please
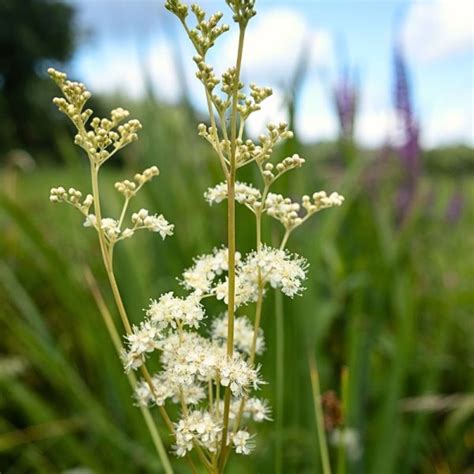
left=211, top=314, right=265, bottom=355
left=131, top=208, right=174, bottom=240
left=172, top=411, right=257, bottom=456
left=51, top=188, right=173, bottom=244
left=123, top=321, right=161, bottom=371
left=182, top=247, right=241, bottom=295
left=243, top=246, right=308, bottom=297
left=146, top=292, right=205, bottom=330
left=130, top=330, right=261, bottom=401
left=81, top=208, right=173, bottom=243
left=204, top=181, right=261, bottom=208
left=174, top=410, right=222, bottom=457
left=203, top=179, right=344, bottom=235
left=83, top=215, right=119, bottom=237
left=182, top=246, right=307, bottom=306
left=232, top=430, right=254, bottom=455
left=121, top=263, right=272, bottom=458
left=223, top=397, right=272, bottom=423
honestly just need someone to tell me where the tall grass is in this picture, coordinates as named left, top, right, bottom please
left=1, top=91, right=473, bottom=473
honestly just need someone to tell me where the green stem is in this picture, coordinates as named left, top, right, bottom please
left=279, top=230, right=291, bottom=251
left=275, top=288, right=284, bottom=474
left=83, top=268, right=174, bottom=474
left=89, top=162, right=176, bottom=471
left=218, top=24, right=247, bottom=471
left=337, top=367, right=349, bottom=474
left=308, top=353, right=332, bottom=474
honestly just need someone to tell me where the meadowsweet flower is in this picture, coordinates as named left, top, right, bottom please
left=244, top=397, right=272, bottom=422
left=205, top=181, right=261, bottom=208
left=131, top=208, right=174, bottom=239
left=83, top=214, right=97, bottom=228
left=123, top=321, right=161, bottom=372
left=211, top=314, right=265, bottom=355
left=232, top=430, right=254, bottom=455
left=219, top=354, right=261, bottom=398
left=181, top=247, right=241, bottom=294
left=242, top=246, right=308, bottom=297
left=174, top=410, right=222, bottom=457
left=134, top=373, right=174, bottom=407
left=146, top=293, right=205, bottom=330
left=213, top=273, right=259, bottom=307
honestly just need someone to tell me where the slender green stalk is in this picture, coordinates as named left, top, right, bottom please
left=218, top=24, right=247, bottom=470
left=89, top=163, right=179, bottom=471
left=308, top=353, right=332, bottom=474
left=279, top=230, right=291, bottom=251
left=83, top=268, right=174, bottom=474
left=275, top=288, right=284, bottom=474
left=337, top=367, right=349, bottom=474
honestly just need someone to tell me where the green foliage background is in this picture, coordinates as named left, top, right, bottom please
left=1, top=94, right=473, bottom=473
left=0, top=2, right=473, bottom=471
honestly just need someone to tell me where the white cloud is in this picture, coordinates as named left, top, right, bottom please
left=422, top=108, right=474, bottom=147
left=221, top=8, right=333, bottom=87
left=76, top=43, right=146, bottom=99
left=353, top=109, right=396, bottom=148
left=402, top=0, right=474, bottom=62
left=147, top=41, right=181, bottom=102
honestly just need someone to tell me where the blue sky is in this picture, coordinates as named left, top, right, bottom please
left=67, top=0, right=473, bottom=148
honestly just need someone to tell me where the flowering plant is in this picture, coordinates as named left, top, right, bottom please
left=48, top=0, right=343, bottom=472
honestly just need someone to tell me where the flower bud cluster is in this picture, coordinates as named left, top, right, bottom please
left=238, top=83, right=273, bottom=120
left=303, top=191, right=345, bottom=212
left=49, top=186, right=94, bottom=215
left=164, top=0, right=189, bottom=21
left=265, top=193, right=302, bottom=230
left=194, top=55, right=220, bottom=91
left=256, top=122, right=294, bottom=163
left=48, top=68, right=142, bottom=165
left=221, top=67, right=244, bottom=98
left=188, top=5, right=229, bottom=56
left=115, top=166, right=159, bottom=198
left=266, top=191, right=345, bottom=231
left=261, top=153, right=305, bottom=184
left=226, top=0, right=257, bottom=25
left=73, top=116, right=141, bottom=165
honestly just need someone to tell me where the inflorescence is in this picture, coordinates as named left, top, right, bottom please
left=48, top=0, right=344, bottom=469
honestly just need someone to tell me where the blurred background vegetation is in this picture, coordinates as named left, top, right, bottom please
left=0, top=0, right=473, bottom=473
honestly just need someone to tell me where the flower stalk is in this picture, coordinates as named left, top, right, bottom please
left=48, top=1, right=345, bottom=472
